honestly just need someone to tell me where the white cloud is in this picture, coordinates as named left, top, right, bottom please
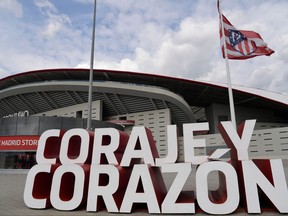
left=35, top=0, right=71, bottom=37
left=0, top=0, right=90, bottom=75
left=90, top=15, right=219, bottom=80
left=0, top=0, right=23, bottom=17
left=73, top=0, right=288, bottom=95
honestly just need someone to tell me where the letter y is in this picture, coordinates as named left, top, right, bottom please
left=218, top=120, right=256, bottom=161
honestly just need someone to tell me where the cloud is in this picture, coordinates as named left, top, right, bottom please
left=89, top=15, right=219, bottom=80
left=74, top=0, right=288, bottom=95
left=0, top=0, right=23, bottom=18
left=35, top=0, right=71, bottom=37
left=0, top=0, right=90, bottom=75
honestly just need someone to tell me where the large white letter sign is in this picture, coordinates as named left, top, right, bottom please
left=242, top=159, right=288, bottom=213
left=183, top=123, right=209, bottom=164
left=121, top=127, right=157, bottom=166
left=25, top=122, right=288, bottom=214
left=24, top=164, right=53, bottom=209
left=92, top=128, right=121, bottom=165
left=50, top=164, right=86, bottom=211
left=60, top=129, right=90, bottom=164
left=156, top=125, right=178, bottom=166
left=161, top=163, right=195, bottom=213
left=196, top=161, right=239, bottom=214
left=87, top=165, right=119, bottom=212
left=120, top=165, right=161, bottom=213
left=218, top=120, right=256, bottom=161
left=36, top=129, right=61, bottom=164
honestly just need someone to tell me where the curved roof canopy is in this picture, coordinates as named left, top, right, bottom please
left=0, top=68, right=287, bottom=125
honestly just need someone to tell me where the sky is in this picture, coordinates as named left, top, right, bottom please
left=0, top=0, right=288, bottom=95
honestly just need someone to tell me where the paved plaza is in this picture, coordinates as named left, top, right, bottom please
left=0, top=160, right=287, bottom=216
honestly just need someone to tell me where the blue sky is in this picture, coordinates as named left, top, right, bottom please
left=1, top=0, right=288, bottom=94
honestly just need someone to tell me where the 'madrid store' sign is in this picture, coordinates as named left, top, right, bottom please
left=24, top=120, right=288, bottom=214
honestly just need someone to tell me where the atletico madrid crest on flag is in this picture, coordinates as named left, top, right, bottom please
left=228, top=29, right=257, bottom=55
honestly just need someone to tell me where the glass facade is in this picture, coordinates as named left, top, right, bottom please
left=0, top=152, right=36, bottom=169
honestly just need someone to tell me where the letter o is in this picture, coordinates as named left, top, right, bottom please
left=50, top=164, right=85, bottom=210
left=60, top=129, right=89, bottom=164
left=196, top=161, right=239, bottom=214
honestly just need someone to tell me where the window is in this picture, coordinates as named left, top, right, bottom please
left=76, top=110, right=82, bottom=118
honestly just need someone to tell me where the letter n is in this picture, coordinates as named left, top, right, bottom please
left=241, top=159, right=288, bottom=213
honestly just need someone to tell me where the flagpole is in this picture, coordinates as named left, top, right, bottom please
left=87, top=0, right=97, bottom=130
left=218, top=0, right=237, bottom=128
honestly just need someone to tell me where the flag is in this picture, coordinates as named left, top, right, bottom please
left=218, top=0, right=274, bottom=60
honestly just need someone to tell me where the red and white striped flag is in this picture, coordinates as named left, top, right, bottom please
left=218, top=1, right=274, bottom=60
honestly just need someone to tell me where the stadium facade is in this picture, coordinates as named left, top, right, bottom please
left=0, top=68, right=288, bottom=169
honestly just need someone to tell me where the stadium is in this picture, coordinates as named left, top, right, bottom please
left=0, top=68, right=288, bottom=169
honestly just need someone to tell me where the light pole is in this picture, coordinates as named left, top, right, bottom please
left=87, top=0, right=97, bottom=130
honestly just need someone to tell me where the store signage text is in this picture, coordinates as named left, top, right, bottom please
left=23, top=120, right=288, bottom=214
left=0, top=136, right=39, bottom=151
left=2, top=110, right=29, bottom=118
